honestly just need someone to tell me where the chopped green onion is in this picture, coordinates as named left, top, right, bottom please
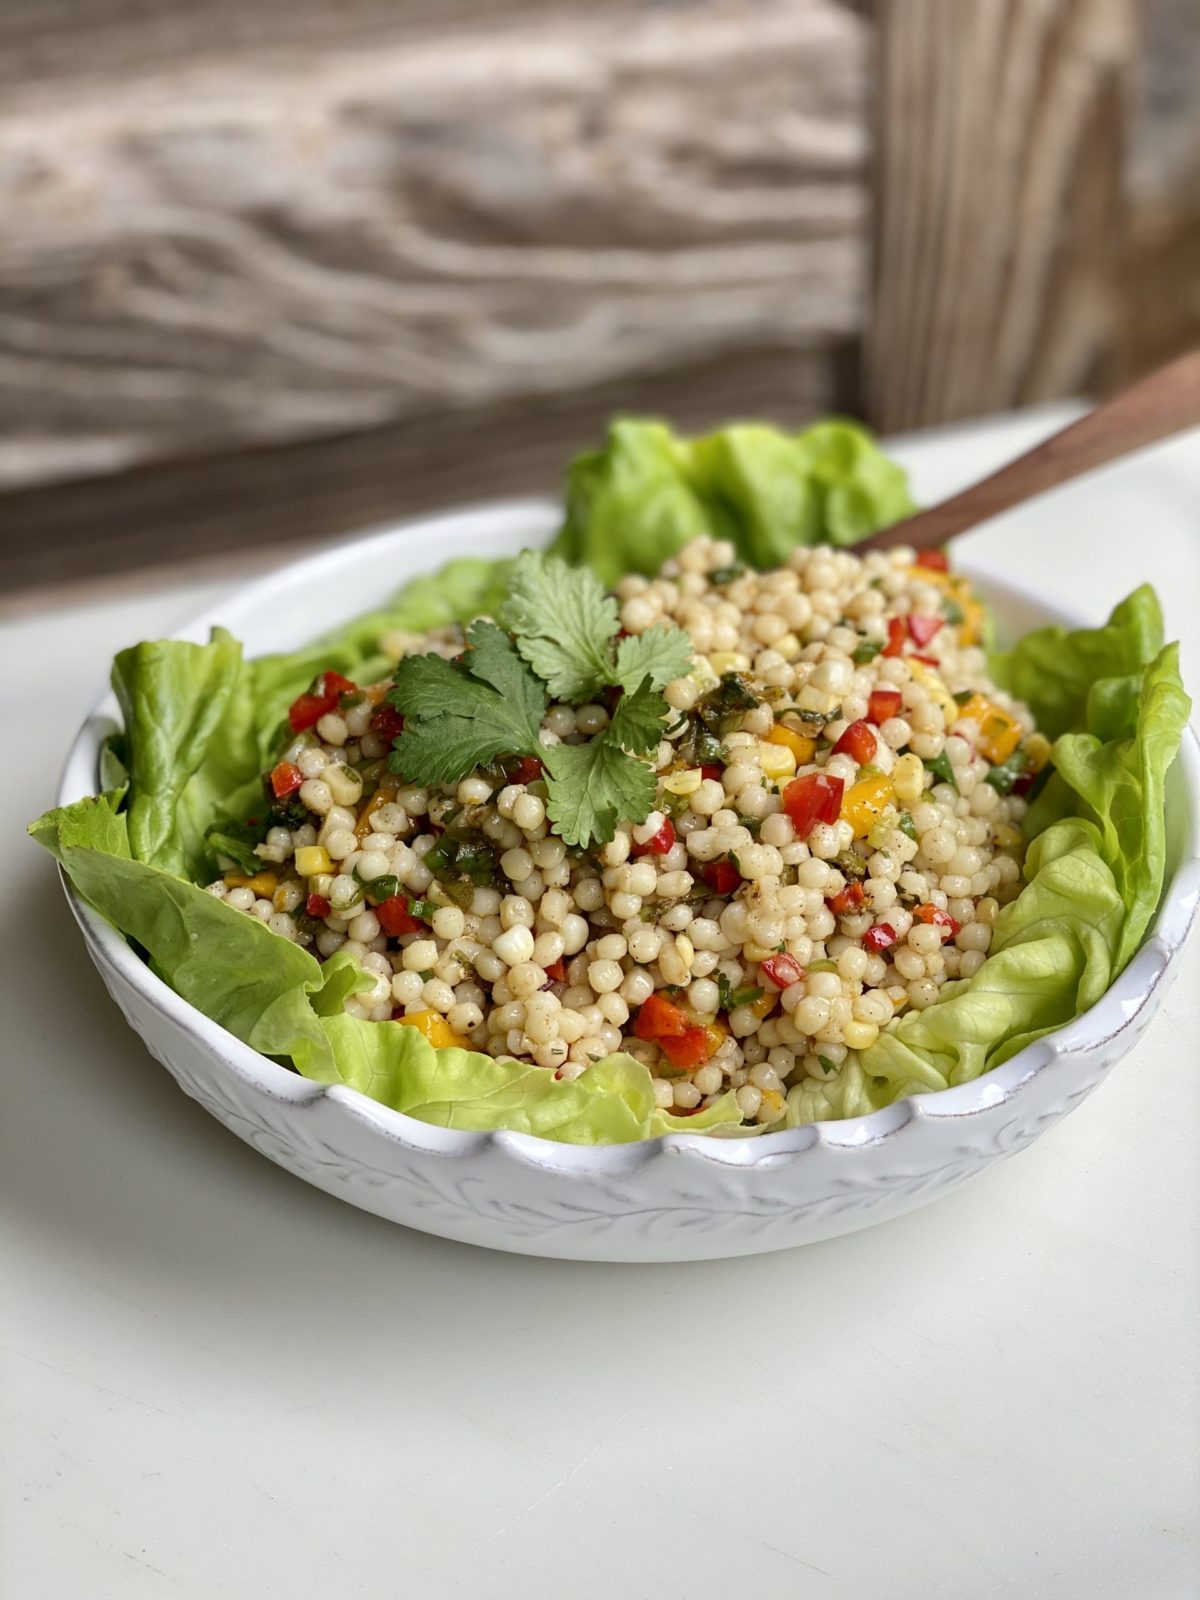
left=926, top=750, right=958, bottom=789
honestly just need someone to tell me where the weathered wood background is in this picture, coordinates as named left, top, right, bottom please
left=0, top=0, right=1196, bottom=600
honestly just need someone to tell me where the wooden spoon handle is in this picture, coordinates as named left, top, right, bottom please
left=861, top=347, right=1200, bottom=552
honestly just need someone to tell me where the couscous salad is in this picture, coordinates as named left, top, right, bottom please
left=31, top=420, right=1191, bottom=1143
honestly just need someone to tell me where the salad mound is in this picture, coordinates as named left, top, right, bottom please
left=30, top=419, right=1192, bottom=1144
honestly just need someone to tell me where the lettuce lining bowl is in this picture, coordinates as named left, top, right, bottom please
left=55, top=501, right=1200, bottom=1262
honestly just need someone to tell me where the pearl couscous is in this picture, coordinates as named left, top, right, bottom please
left=208, top=538, right=1049, bottom=1128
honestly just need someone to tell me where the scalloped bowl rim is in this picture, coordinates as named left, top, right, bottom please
left=55, top=499, right=1200, bottom=1181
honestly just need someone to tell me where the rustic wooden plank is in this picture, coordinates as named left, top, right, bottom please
left=1117, top=0, right=1200, bottom=383
left=0, top=339, right=854, bottom=608
left=0, top=0, right=868, bottom=492
left=866, top=0, right=1136, bottom=431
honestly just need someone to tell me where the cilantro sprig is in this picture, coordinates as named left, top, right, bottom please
left=385, top=554, right=692, bottom=848
left=501, top=550, right=691, bottom=700
left=388, top=621, right=547, bottom=786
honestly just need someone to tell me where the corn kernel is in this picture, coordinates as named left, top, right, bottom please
left=758, top=739, right=797, bottom=780
left=295, top=845, right=332, bottom=878
left=907, top=659, right=957, bottom=719
left=662, top=767, right=702, bottom=796
left=843, top=1019, right=880, bottom=1051
left=758, top=1088, right=787, bottom=1122
left=892, top=752, right=926, bottom=803
left=709, top=652, right=750, bottom=674
left=1025, top=732, right=1052, bottom=772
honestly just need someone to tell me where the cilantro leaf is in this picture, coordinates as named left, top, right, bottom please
left=501, top=551, right=618, bottom=702
left=543, top=682, right=664, bottom=848
left=387, top=621, right=545, bottom=785
left=501, top=550, right=693, bottom=704
left=545, top=743, right=657, bottom=849
left=607, top=677, right=669, bottom=756
left=613, top=624, right=692, bottom=696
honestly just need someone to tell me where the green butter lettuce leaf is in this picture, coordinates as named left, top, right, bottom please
left=551, top=417, right=914, bottom=583
left=30, top=788, right=132, bottom=862
left=25, top=411, right=1191, bottom=1147
left=111, top=630, right=246, bottom=879
left=845, top=820, right=1127, bottom=1107
left=1051, top=643, right=1190, bottom=971
left=30, top=798, right=740, bottom=1144
left=788, top=597, right=1191, bottom=1128
left=309, top=556, right=515, bottom=672
left=315, top=1013, right=740, bottom=1142
left=990, top=584, right=1164, bottom=741
left=38, top=809, right=344, bottom=1073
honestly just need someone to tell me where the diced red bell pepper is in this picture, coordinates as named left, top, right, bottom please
left=633, top=992, right=690, bottom=1041
left=270, top=760, right=304, bottom=799
left=759, top=952, right=806, bottom=989
left=511, top=755, right=545, bottom=785
left=867, top=688, right=903, bottom=726
left=1012, top=769, right=1037, bottom=797
left=368, top=703, right=405, bottom=744
left=287, top=670, right=358, bottom=732
left=882, top=617, right=907, bottom=658
left=544, top=957, right=567, bottom=983
left=913, top=903, right=961, bottom=938
left=781, top=772, right=845, bottom=836
left=915, top=549, right=950, bottom=572
left=658, top=1026, right=712, bottom=1071
left=376, top=894, right=425, bottom=937
left=306, top=893, right=331, bottom=918
left=700, top=860, right=742, bottom=895
left=832, top=719, right=876, bottom=764
left=907, top=614, right=944, bottom=648
left=700, top=764, right=724, bottom=782
left=632, top=816, right=676, bottom=857
left=912, top=654, right=939, bottom=666
left=827, top=880, right=865, bottom=916
left=861, top=922, right=898, bottom=953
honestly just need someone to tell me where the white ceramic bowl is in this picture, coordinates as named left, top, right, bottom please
left=57, top=501, right=1200, bottom=1262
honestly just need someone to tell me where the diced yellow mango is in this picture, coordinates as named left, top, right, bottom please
left=959, top=596, right=986, bottom=647
left=395, top=1009, right=470, bottom=1050
left=959, top=693, right=1022, bottom=764
left=294, top=845, right=332, bottom=878
left=764, top=722, right=817, bottom=766
left=223, top=869, right=278, bottom=896
left=703, top=1019, right=730, bottom=1057
left=841, top=773, right=895, bottom=838
left=354, top=779, right=398, bottom=842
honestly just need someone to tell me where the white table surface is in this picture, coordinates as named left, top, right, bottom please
left=3, top=410, right=1198, bottom=1600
